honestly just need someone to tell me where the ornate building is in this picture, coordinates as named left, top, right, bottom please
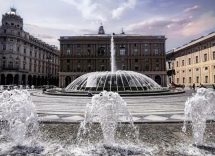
left=59, top=25, right=167, bottom=87
left=0, top=8, right=60, bottom=86
left=167, top=32, right=215, bottom=86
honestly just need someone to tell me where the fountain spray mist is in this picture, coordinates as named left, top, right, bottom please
left=0, top=90, right=39, bottom=146
left=182, top=88, right=215, bottom=146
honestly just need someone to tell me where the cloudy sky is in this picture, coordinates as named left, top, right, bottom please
left=0, top=0, right=215, bottom=51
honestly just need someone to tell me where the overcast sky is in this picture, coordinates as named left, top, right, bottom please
left=0, top=0, right=215, bottom=51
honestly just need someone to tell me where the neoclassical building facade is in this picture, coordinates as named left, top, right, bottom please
left=167, top=32, right=215, bottom=86
left=59, top=26, right=167, bottom=87
left=0, top=8, right=60, bottom=86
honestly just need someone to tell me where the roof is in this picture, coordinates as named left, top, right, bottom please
left=174, top=31, right=215, bottom=52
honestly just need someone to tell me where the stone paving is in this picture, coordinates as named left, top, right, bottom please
left=29, top=89, right=196, bottom=123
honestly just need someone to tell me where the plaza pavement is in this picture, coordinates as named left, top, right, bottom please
left=30, top=89, right=196, bottom=123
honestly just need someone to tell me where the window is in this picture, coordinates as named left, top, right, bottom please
left=3, top=45, right=6, bottom=50
left=135, top=66, right=139, bottom=71
left=177, top=78, right=179, bottom=83
left=188, top=58, right=191, bottom=65
left=196, top=56, right=199, bottom=63
left=77, top=44, right=80, bottom=48
left=67, top=59, right=70, bottom=63
left=204, top=54, right=207, bottom=62
left=196, top=68, right=199, bottom=71
left=183, top=77, right=185, bottom=83
left=189, top=69, right=191, bottom=72
left=196, top=76, right=199, bottom=83
left=122, top=65, right=126, bottom=70
left=67, top=65, right=70, bottom=71
left=182, top=60, right=185, bottom=66
left=189, top=77, right=192, bottom=83
left=205, top=67, right=208, bottom=70
left=214, top=75, right=215, bottom=83
left=205, top=76, right=208, bottom=83
left=213, top=51, right=215, bottom=60
left=154, top=49, right=159, bottom=55
left=135, top=59, right=138, bottom=62
left=120, top=48, right=126, bottom=55
left=176, top=61, right=179, bottom=67
left=66, top=49, right=71, bottom=55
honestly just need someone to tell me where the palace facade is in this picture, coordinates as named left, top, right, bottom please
left=0, top=8, right=60, bottom=86
left=167, top=32, right=215, bottom=86
left=59, top=26, right=167, bottom=87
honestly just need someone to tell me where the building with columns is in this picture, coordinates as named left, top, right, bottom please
left=0, top=8, right=60, bottom=86
left=59, top=25, right=167, bottom=87
left=166, top=32, right=215, bottom=87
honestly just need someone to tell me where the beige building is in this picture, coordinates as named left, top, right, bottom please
left=167, top=32, right=215, bottom=86
left=0, top=8, right=60, bottom=86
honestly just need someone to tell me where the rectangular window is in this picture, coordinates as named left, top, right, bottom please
left=135, top=66, right=139, bottom=71
left=66, top=49, right=71, bottom=55
left=205, top=76, right=208, bottom=83
left=154, top=49, right=159, bottom=55
left=176, top=61, right=179, bottom=67
left=196, top=56, right=198, bottom=63
left=177, top=78, right=179, bottom=84
left=196, top=76, right=199, bottom=83
left=213, top=51, right=215, bottom=60
left=205, top=67, right=208, bottom=70
left=189, top=77, right=192, bottom=83
left=182, top=60, right=185, bottom=66
left=3, top=45, right=6, bottom=50
left=188, top=58, right=191, bottom=65
left=135, top=59, right=138, bottom=62
left=214, top=75, right=215, bottom=83
left=120, top=48, right=126, bottom=55
left=204, top=53, right=207, bottom=62
left=183, top=77, right=185, bottom=83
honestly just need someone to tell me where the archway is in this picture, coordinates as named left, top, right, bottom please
left=28, top=75, right=32, bottom=86
left=1, top=74, right=5, bottom=85
left=33, top=76, right=37, bottom=86
left=6, top=74, right=13, bottom=85
left=65, top=76, right=71, bottom=87
left=155, top=75, right=162, bottom=85
left=41, top=76, right=45, bottom=85
left=14, top=74, right=19, bottom=85
left=22, top=75, right=26, bottom=85
left=37, top=76, right=41, bottom=86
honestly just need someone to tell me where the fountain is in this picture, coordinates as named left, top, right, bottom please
left=111, top=35, right=116, bottom=73
left=183, top=88, right=215, bottom=147
left=76, top=91, right=150, bottom=155
left=0, top=90, right=43, bottom=155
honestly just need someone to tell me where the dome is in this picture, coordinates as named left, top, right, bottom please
left=65, top=71, right=162, bottom=93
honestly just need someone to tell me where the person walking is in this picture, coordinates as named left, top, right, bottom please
left=192, top=83, right=195, bottom=91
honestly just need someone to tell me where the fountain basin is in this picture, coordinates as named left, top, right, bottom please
left=1, top=122, right=214, bottom=156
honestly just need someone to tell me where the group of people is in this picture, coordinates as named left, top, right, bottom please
left=192, top=83, right=215, bottom=91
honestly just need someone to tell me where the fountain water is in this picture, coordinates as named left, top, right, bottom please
left=0, top=90, right=43, bottom=155
left=111, top=34, right=116, bottom=72
left=182, top=88, right=215, bottom=146
left=76, top=91, right=146, bottom=155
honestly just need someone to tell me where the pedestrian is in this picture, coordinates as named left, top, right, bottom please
left=192, top=83, right=195, bottom=91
